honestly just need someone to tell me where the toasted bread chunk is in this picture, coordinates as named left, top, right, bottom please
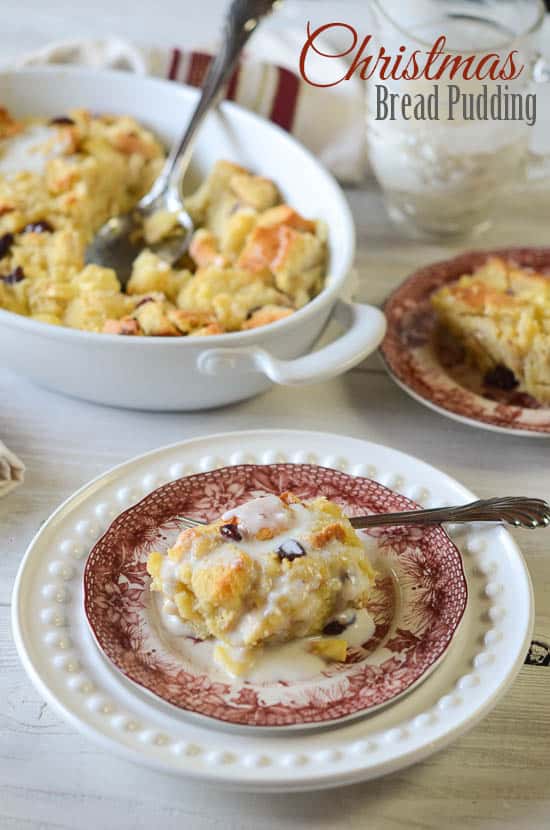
left=147, top=493, right=374, bottom=675
left=431, top=257, right=550, bottom=403
left=0, top=121, right=327, bottom=338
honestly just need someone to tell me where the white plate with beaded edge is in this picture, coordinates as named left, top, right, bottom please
left=12, top=430, right=533, bottom=792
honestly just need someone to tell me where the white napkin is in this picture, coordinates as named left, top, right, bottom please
left=0, top=440, right=24, bottom=498
left=14, top=33, right=366, bottom=184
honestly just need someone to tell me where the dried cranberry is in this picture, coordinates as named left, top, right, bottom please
left=322, top=612, right=356, bottom=636
left=322, top=620, right=347, bottom=636
left=49, top=116, right=75, bottom=126
left=484, top=364, right=519, bottom=391
left=1, top=266, right=25, bottom=285
left=23, top=220, right=53, bottom=234
left=277, top=539, right=306, bottom=561
left=0, top=233, right=14, bottom=259
left=220, top=523, right=242, bottom=542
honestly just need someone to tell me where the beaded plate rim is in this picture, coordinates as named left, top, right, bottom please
left=11, top=430, right=534, bottom=791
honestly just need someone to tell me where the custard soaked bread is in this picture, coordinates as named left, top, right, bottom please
left=147, top=493, right=375, bottom=675
left=431, top=256, right=550, bottom=404
left=0, top=112, right=327, bottom=336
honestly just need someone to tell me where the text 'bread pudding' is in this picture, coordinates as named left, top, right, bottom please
left=147, top=493, right=375, bottom=675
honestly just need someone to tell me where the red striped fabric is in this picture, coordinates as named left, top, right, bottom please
left=167, top=48, right=181, bottom=81
left=269, top=66, right=299, bottom=131
left=165, top=49, right=299, bottom=133
left=225, top=64, right=240, bottom=101
left=185, top=51, right=211, bottom=87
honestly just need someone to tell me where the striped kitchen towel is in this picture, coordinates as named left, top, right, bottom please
left=15, top=33, right=366, bottom=183
left=164, top=48, right=299, bottom=132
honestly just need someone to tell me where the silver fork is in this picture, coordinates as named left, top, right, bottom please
left=175, top=497, right=550, bottom=531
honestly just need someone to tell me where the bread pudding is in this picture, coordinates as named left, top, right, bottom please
left=431, top=256, right=550, bottom=405
left=0, top=108, right=327, bottom=336
left=146, top=493, right=375, bottom=675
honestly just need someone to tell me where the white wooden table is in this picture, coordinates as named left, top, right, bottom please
left=2, top=181, right=550, bottom=830
left=1, top=2, right=550, bottom=827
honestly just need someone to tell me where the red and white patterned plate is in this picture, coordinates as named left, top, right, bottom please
left=381, top=247, right=550, bottom=437
left=84, top=463, right=467, bottom=729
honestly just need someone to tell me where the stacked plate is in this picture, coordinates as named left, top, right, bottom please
left=12, top=430, right=533, bottom=791
left=381, top=247, right=550, bottom=437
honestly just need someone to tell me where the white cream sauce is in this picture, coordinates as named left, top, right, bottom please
left=341, top=608, right=376, bottom=647
left=241, top=609, right=377, bottom=682
left=221, top=494, right=290, bottom=537
left=246, top=640, right=326, bottom=682
left=159, top=557, right=179, bottom=595
left=189, top=502, right=314, bottom=569
left=155, top=591, right=376, bottom=682
left=153, top=496, right=381, bottom=681
left=159, top=599, right=195, bottom=636
left=0, top=124, right=71, bottom=176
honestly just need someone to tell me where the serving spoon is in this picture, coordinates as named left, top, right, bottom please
left=86, top=0, right=280, bottom=285
left=174, top=497, right=550, bottom=531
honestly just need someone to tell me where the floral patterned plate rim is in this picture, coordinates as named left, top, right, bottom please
left=83, top=463, right=467, bottom=730
left=381, top=247, right=550, bottom=437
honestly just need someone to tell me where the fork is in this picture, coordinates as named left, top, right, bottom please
left=175, top=497, right=550, bottom=531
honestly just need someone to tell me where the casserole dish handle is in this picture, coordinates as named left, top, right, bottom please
left=197, top=300, right=386, bottom=385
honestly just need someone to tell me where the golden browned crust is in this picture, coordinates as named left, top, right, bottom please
left=132, top=300, right=180, bottom=336
left=431, top=256, right=550, bottom=403
left=146, top=493, right=376, bottom=674
left=257, top=205, right=317, bottom=234
left=103, top=317, right=142, bottom=335
left=311, top=522, right=347, bottom=548
left=280, top=491, right=302, bottom=504
left=229, top=173, right=279, bottom=211
left=111, top=129, right=159, bottom=159
left=189, top=229, right=226, bottom=269
left=0, top=114, right=327, bottom=337
left=242, top=304, right=294, bottom=330
left=256, top=527, right=275, bottom=540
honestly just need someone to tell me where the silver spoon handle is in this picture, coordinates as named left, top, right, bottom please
left=349, top=497, right=550, bottom=531
left=143, top=0, right=278, bottom=205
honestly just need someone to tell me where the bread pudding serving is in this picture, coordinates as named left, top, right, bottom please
left=431, top=256, right=550, bottom=405
left=0, top=108, right=327, bottom=336
left=146, top=493, right=375, bottom=676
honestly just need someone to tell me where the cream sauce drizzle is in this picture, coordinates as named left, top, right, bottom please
left=222, top=494, right=290, bottom=536
left=154, top=496, right=379, bottom=680
left=157, top=594, right=376, bottom=682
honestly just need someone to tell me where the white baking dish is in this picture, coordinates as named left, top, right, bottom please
left=0, top=68, right=385, bottom=410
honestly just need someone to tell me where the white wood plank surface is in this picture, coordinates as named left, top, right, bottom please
left=2, top=183, right=550, bottom=829
left=1, top=3, right=550, bottom=826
